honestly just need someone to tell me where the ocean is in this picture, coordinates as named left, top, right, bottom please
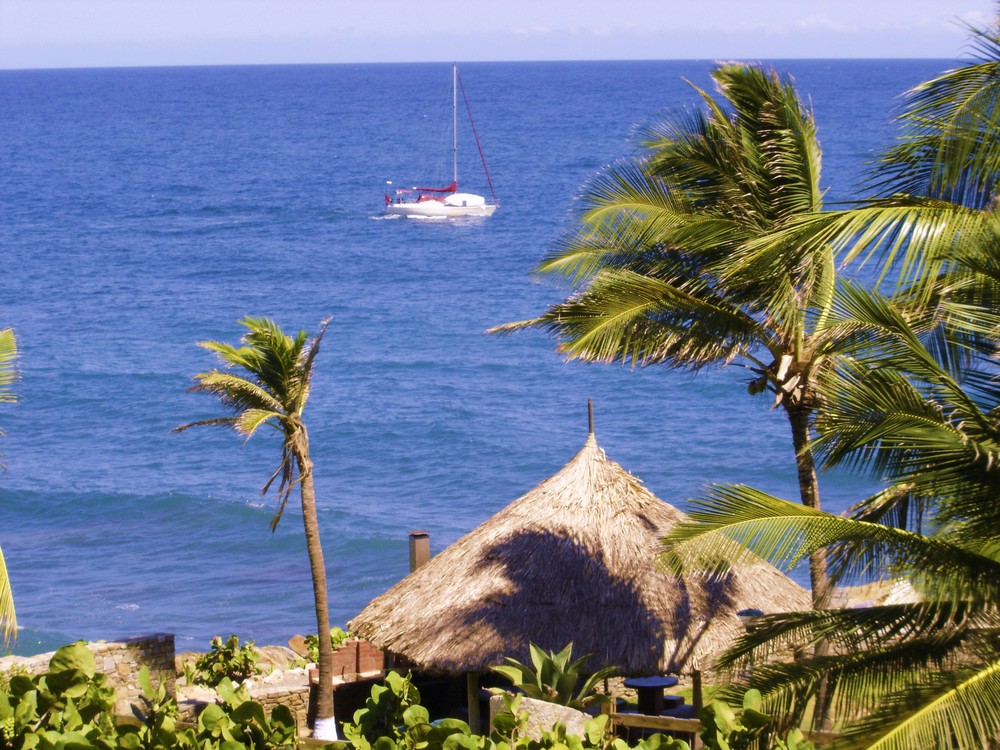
left=0, top=59, right=948, bottom=656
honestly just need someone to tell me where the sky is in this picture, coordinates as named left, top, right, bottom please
left=0, top=0, right=995, bottom=70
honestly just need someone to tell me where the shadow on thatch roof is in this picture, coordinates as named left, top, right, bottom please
left=350, top=431, right=810, bottom=675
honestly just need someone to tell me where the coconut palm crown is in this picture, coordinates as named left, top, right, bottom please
left=175, top=315, right=336, bottom=726
left=493, top=63, right=845, bottom=609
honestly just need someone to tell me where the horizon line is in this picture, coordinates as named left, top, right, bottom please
left=0, top=55, right=965, bottom=74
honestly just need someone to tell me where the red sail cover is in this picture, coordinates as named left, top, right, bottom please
left=413, top=181, right=457, bottom=193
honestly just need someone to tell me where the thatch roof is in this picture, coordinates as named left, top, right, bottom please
left=350, top=432, right=810, bottom=675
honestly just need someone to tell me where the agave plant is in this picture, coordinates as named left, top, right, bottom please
left=492, top=642, right=617, bottom=710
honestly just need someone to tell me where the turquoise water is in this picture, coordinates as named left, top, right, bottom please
left=0, top=59, right=947, bottom=655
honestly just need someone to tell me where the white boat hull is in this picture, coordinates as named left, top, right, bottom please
left=385, top=192, right=498, bottom=218
left=385, top=202, right=498, bottom=218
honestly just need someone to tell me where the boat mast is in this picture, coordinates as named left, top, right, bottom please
left=452, top=63, right=458, bottom=190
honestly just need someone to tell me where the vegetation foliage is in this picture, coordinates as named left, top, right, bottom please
left=332, top=672, right=689, bottom=750
left=698, top=690, right=815, bottom=750
left=491, top=643, right=617, bottom=710
left=305, top=629, right=353, bottom=665
left=659, top=13, right=1000, bottom=750
left=0, top=642, right=297, bottom=750
left=192, top=635, right=262, bottom=687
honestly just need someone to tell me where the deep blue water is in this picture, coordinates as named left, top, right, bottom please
left=0, top=59, right=947, bottom=655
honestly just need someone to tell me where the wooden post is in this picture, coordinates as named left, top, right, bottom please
left=466, top=671, right=481, bottom=733
left=692, top=669, right=704, bottom=750
left=588, top=398, right=594, bottom=434
left=409, top=531, right=430, bottom=572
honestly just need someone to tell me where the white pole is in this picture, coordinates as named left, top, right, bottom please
left=452, top=63, right=458, bottom=190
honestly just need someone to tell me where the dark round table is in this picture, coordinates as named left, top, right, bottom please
left=623, top=675, right=679, bottom=715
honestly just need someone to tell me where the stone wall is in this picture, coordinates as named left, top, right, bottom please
left=251, top=683, right=312, bottom=734
left=0, top=633, right=176, bottom=716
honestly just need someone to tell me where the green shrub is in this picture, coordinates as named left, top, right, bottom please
left=0, top=663, right=28, bottom=692
left=193, top=635, right=261, bottom=687
left=0, top=640, right=298, bottom=750
left=304, top=627, right=352, bottom=663
left=334, top=674, right=689, bottom=750
left=491, top=642, right=617, bottom=710
left=0, top=640, right=118, bottom=748
left=699, top=690, right=815, bottom=750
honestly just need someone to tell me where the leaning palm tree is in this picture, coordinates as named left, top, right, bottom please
left=662, top=283, right=1000, bottom=749
left=0, top=327, right=17, bottom=646
left=176, top=316, right=337, bottom=737
left=494, top=63, right=842, bottom=609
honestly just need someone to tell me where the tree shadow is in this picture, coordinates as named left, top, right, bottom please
left=452, top=527, right=739, bottom=675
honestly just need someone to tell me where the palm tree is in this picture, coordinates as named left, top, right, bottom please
left=0, top=327, right=17, bottom=646
left=661, top=282, right=1000, bottom=749
left=657, top=17, right=1000, bottom=745
left=176, top=316, right=337, bottom=735
left=493, top=63, right=842, bottom=609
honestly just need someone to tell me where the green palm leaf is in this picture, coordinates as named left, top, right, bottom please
left=875, top=18, right=1000, bottom=209
left=0, top=329, right=17, bottom=403
left=0, top=328, right=17, bottom=644
left=663, top=485, right=1000, bottom=602
left=0, top=545, right=15, bottom=647
left=833, top=659, right=1000, bottom=750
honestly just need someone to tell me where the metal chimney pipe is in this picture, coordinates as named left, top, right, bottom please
left=408, top=530, right=430, bottom=572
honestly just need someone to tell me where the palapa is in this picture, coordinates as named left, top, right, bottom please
left=350, top=429, right=810, bottom=675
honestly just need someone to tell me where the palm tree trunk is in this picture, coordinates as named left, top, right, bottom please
left=295, top=437, right=335, bottom=728
left=786, top=403, right=834, bottom=730
left=786, top=403, right=830, bottom=608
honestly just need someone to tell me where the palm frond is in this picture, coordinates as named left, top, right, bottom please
left=235, top=408, right=283, bottom=438
left=726, top=625, right=985, bottom=732
left=0, top=328, right=18, bottom=468
left=183, top=371, right=285, bottom=425
left=662, top=485, right=1000, bottom=602
left=521, top=267, right=765, bottom=369
left=178, top=317, right=329, bottom=530
left=0, top=545, right=15, bottom=647
left=874, top=17, right=1000, bottom=209
left=833, top=658, right=1000, bottom=750
left=0, top=329, right=18, bottom=403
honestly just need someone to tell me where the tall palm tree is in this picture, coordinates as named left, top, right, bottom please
left=493, top=64, right=841, bottom=609
left=661, top=282, right=1000, bottom=749
left=657, top=21, right=1000, bottom=740
left=176, top=316, right=337, bottom=735
left=0, top=327, right=17, bottom=647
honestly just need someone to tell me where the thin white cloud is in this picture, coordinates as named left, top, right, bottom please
left=0, top=0, right=992, bottom=69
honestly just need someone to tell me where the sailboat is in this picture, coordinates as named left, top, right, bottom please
left=384, top=64, right=498, bottom=218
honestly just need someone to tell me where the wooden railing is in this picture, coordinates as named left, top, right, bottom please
left=609, top=708, right=839, bottom=748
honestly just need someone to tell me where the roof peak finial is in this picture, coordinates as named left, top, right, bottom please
left=588, top=398, right=594, bottom=436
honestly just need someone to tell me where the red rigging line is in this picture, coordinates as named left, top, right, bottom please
left=456, top=67, right=498, bottom=206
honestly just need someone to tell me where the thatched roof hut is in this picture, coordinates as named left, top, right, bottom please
left=350, top=429, right=810, bottom=675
